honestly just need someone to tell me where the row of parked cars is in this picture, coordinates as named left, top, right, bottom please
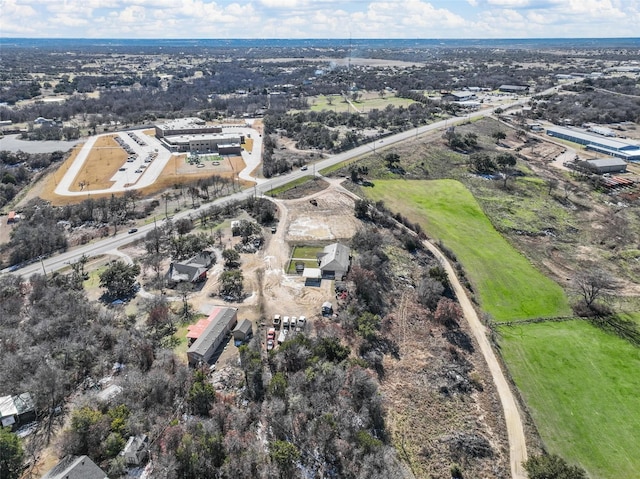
left=266, top=314, right=306, bottom=351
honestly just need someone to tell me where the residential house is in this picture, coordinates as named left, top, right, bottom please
left=41, top=455, right=108, bottom=479
left=317, top=243, right=351, bottom=280
left=165, top=250, right=215, bottom=287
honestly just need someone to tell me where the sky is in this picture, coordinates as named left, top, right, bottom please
left=1, top=0, right=639, bottom=39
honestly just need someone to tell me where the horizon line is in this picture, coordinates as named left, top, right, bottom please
left=2, top=36, right=639, bottom=40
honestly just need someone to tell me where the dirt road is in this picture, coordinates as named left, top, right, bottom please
left=330, top=178, right=528, bottom=479
left=420, top=240, right=528, bottom=479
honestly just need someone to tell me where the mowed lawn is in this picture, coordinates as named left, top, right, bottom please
left=499, top=320, right=640, bottom=478
left=364, top=179, right=571, bottom=321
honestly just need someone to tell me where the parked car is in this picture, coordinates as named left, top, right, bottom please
left=267, top=328, right=276, bottom=341
left=273, top=315, right=281, bottom=328
left=267, top=339, right=274, bottom=351
left=296, top=316, right=306, bottom=331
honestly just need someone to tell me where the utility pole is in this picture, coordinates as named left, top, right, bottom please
left=39, top=256, right=46, bottom=278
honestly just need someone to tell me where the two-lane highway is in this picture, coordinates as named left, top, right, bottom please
left=2, top=88, right=553, bottom=280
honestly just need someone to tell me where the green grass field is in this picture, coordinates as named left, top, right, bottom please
left=499, top=320, right=640, bottom=478
left=306, top=94, right=414, bottom=113
left=364, top=179, right=571, bottom=321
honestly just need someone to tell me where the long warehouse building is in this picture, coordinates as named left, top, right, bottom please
left=546, top=126, right=640, bottom=161
left=187, top=306, right=238, bottom=366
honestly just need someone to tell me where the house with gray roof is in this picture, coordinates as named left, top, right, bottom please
left=165, top=250, right=215, bottom=286
left=317, top=243, right=351, bottom=280
left=41, top=455, right=108, bottom=479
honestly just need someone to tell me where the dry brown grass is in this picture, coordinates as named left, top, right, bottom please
left=68, top=135, right=126, bottom=192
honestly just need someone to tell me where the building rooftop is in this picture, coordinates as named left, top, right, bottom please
left=156, top=117, right=206, bottom=131
left=547, top=126, right=640, bottom=151
left=585, top=158, right=628, bottom=168
left=233, top=318, right=253, bottom=336
left=41, top=455, right=108, bottom=479
left=187, top=317, right=212, bottom=339
left=319, top=243, right=351, bottom=272
left=187, top=307, right=237, bottom=357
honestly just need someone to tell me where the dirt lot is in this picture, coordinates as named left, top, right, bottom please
left=68, top=135, right=124, bottom=192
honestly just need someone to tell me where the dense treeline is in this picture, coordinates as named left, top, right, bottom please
left=0, top=150, right=65, bottom=208
left=529, top=91, right=640, bottom=125
left=0, top=45, right=582, bottom=126
left=261, top=102, right=439, bottom=176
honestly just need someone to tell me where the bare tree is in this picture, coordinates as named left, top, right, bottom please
left=573, top=266, right=616, bottom=313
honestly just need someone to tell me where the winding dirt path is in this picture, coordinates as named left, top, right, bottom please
left=420, top=241, right=528, bottom=479
left=329, top=178, right=528, bottom=479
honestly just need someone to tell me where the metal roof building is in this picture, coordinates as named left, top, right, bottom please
left=187, top=307, right=238, bottom=366
left=579, top=158, right=628, bottom=174
left=233, top=318, right=253, bottom=342
left=546, top=126, right=640, bottom=161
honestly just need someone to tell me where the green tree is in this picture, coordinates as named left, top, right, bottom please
left=384, top=152, right=400, bottom=169
left=496, top=152, right=517, bottom=188
left=219, top=270, right=244, bottom=299
left=523, top=454, right=587, bottom=479
left=188, top=376, right=216, bottom=416
left=356, top=312, right=381, bottom=340
left=99, top=261, right=140, bottom=299
left=354, top=199, right=370, bottom=220
left=492, top=130, right=507, bottom=143
left=0, top=427, right=24, bottom=479
left=270, top=440, right=300, bottom=478
left=469, top=153, right=495, bottom=174
left=222, top=248, right=240, bottom=269
left=268, top=372, right=288, bottom=399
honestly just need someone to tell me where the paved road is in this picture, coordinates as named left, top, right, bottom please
left=1, top=91, right=539, bottom=281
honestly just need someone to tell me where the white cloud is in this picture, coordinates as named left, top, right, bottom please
left=0, top=0, right=37, bottom=16
left=1, top=0, right=639, bottom=38
left=118, top=5, right=146, bottom=23
left=259, top=0, right=302, bottom=7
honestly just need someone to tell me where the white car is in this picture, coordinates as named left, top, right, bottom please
left=296, top=316, right=306, bottom=331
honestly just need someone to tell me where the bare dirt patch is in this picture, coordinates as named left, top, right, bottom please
left=284, top=191, right=362, bottom=242
left=69, top=135, right=125, bottom=192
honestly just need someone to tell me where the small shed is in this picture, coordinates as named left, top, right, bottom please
left=121, top=434, right=149, bottom=466
left=233, top=319, right=253, bottom=343
left=0, top=392, right=35, bottom=429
